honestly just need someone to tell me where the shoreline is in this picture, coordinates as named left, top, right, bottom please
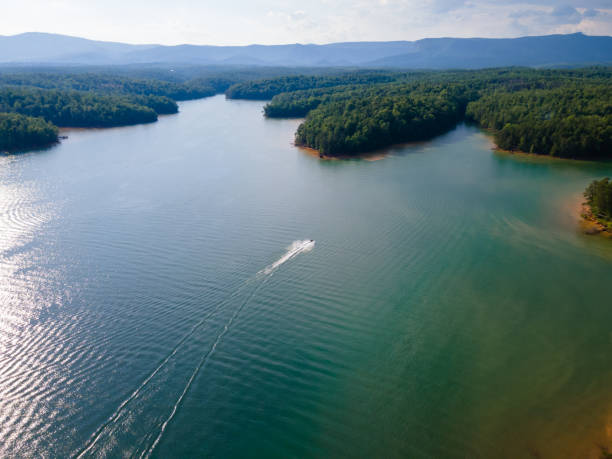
left=1, top=138, right=60, bottom=155
left=492, top=145, right=612, bottom=165
left=579, top=202, right=612, bottom=238
left=295, top=125, right=612, bottom=165
left=296, top=144, right=389, bottom=162
left=295, top=136, right=434, bottom=162
left=477, top=127, right=612, bottom=164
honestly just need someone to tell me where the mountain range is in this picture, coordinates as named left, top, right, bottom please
left=1, top=32, right=611, bottom=68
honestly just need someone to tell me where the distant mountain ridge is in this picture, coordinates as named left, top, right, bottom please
left=0, top=32, right=610, bottom=68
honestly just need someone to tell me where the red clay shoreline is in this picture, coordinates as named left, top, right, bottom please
left=580, top=202, right=612, bottom=238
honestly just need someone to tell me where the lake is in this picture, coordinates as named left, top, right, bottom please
left=1, top=95, right=612, bottom=458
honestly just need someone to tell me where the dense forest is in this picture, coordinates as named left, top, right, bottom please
left=584, top=178, right=612, bottom=225
left=0, top=73, right=217, bottom=100
left=0, top=113, right=58, bottom=151
left=466, top=85, right=611, bottom=158
left=263, top=77, right=472, bottom=119
left=295, top=85, right=468, bottom=155
left=256, top=68, right=612, bottom=158
left=225, top=71, right=404, bottom=100
left=2, top=66, right=611, bottom=156
left=0, top=88, right=159, bottom=127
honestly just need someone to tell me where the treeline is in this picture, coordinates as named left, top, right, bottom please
left=264, top=84, right=399, bottom=118
left=264, top=77, right=473, bottom=118
left=0, top=73, right=217, bottom=101
left=0, top=87, right=159, bottom=127
left=226, top=71, right=404, bottom=100
left=0, top=69, right=310, bottom=101
left=584, top=178, right=612, bottom=223
left=126, top=94, right=178, bottom=115
left=0, top=113, right=58, bottom=151
left=254, top=67, right=612, bottom=158
left=262, top=67, right=612, bottom=119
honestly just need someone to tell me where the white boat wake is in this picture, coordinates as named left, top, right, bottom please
left=259, top=239, right=315, bottom=275
left=144, top=239, right=316, bottom=457
left=78, top=239, right=315, bottom=458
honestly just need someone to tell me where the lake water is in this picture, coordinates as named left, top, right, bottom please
left=1, top=95, right=612, bottom=458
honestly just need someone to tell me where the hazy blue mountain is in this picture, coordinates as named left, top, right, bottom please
left=0, top=32, right=156, bottom=64
left=367, top=33, right=612, bottom=68
left=1, top=32, right=610, bottom=68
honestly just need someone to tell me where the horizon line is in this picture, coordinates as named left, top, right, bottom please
left=1, top=30, right=605, bottom=48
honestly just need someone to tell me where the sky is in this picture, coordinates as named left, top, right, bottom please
left=1, top=0, right=611, bottom=45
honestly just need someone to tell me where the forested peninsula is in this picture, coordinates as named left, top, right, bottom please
left=245, top=68, right=612, bottom=159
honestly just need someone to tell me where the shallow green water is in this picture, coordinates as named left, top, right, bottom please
left=1, top=95, right=611, bottom=458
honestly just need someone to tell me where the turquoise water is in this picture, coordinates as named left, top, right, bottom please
left=1, top=95, right=612, bottom=458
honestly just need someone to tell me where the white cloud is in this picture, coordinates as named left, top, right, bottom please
left=508, top=3, right=612, bottom=35
left=0, top=0, right=610, bottom=45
